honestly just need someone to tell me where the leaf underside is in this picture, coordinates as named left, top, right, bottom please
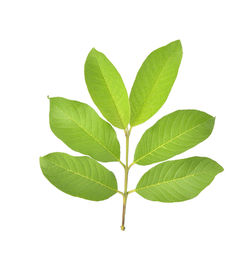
left=136, top=157, right=223, bottom=202
left=49, top=97, right=120, bottom=162
left=40, top=152, right=118, bottom=201
left=129, top=40, right=183, bottom=126
left=84, top=48, right=130, bottom=129
left=134, top=110, right=215, bottom=165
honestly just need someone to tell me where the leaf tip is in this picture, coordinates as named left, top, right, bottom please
left=219, top=164, right=224, bottom=173
left=213, top=159, right=224, bottom=174
left=89, top=47, right=98, bottom=55
left=171, top=39, right=182, bottom=50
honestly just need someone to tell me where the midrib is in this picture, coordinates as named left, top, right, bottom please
left=136, top=172, right=208, bottom=191
left=135, top=119, right=211, bottom=163
left=57, top=106, right=119, bottom=161
left=94, top=55, right=126, bottom=128
left=48, top=159, right=117, bottom=192
left=132, top=54, right=172, bottom=123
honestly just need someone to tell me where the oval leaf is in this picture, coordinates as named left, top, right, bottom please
left=84, top=48, right=130, bottom=129
left=136, top=157, right=223, bottom=202
left=49, top=97, right=120, bottom=162
left=40, top=152, right=118, bottom=201
left=134, top=110, right=215, bottom=165
left=129, top=40, right=183, bottom=126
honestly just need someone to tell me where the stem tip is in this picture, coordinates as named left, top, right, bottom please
left=120, top=225, right=125, bottom=231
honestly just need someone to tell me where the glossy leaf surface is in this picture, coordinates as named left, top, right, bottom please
left=49, top=97, right=120, bottom=162
left=129, top=40, right=182, bottom=126
left=136, top=157, right=223, bottom=202
left=40, top=152, right=118, bottom=201
left=134, top=110, right=215, bottom=165
left=84, top=48, right=130, bottom=129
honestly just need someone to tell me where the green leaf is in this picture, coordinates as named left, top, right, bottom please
left=129, top=40, right=183, bottom=126
left=49, top=97, right=120, bottom=162
left=84, top=48, right=130, bottom=129
left=40, top=152, right=118, bottom=201
left=136, top=157, right=223, bottom=202
left=134, top=110, right=215, bottom=165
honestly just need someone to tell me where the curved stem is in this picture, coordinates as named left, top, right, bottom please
left=119, top=160, right=126, bottom=168
left=121, top=128, right=130, bottom=231
left=127, top=189, right=136, bottom=194
left=128, top=162, right=135, bottom=170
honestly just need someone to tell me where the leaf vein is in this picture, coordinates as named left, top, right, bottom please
left=47, top=159, right=117, bottom=193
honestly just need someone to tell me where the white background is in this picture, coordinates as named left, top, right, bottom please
left=1, top=0, right=249, bottom=275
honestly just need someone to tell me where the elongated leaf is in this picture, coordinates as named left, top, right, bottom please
left=136, top=157, right=223, bottom=202
left=84, top=48, right=130, bottom=129
left=129, top=40, right=182, bottom=126
left=40, top=152, right=118, bottom=201
left=134, top=110, right=215, bottom=165
left=49, top=97, right=120, bottom=162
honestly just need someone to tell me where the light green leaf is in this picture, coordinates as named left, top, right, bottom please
left=49, top=97, right=120, bottom=162
left=129, top=40, right=182, bottom=126
left=134, top=110, right=215, bottom=165
left=136, top=157, right=223, bottom=202
left=84, top=48, right=130, bottom=129
left=40, top=152, right=118, bottom=201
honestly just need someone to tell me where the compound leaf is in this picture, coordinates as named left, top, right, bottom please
left=129, top=40, right=182, bottom=126
left=40, top=152, right=118, bottom=201
left=84, top=48, right=130, bottom=129
left=134, top=110, right=215, bottom=165
left=49, top=97, right=120, bottom=162
left=136, top=157, right=223, bottom=202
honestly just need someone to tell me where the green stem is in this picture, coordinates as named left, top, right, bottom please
left=119, top=160, right=126, bottom=168
left=121, top=128, right=130, bottom=231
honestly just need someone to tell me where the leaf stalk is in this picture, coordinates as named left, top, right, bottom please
left=121, top=127, right=130, bottom=230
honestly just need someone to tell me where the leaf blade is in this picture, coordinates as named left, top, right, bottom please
left=84, top=48, right=130, bottom=129
left=49, top=97, right=120, bottom=162
left=136, top=157, right=223, bottom=202
left=134, top=110, right=215, bottom=165
left=40, top=152, right=118, bottom=201
left=129, top=40, right=183, bottom=126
